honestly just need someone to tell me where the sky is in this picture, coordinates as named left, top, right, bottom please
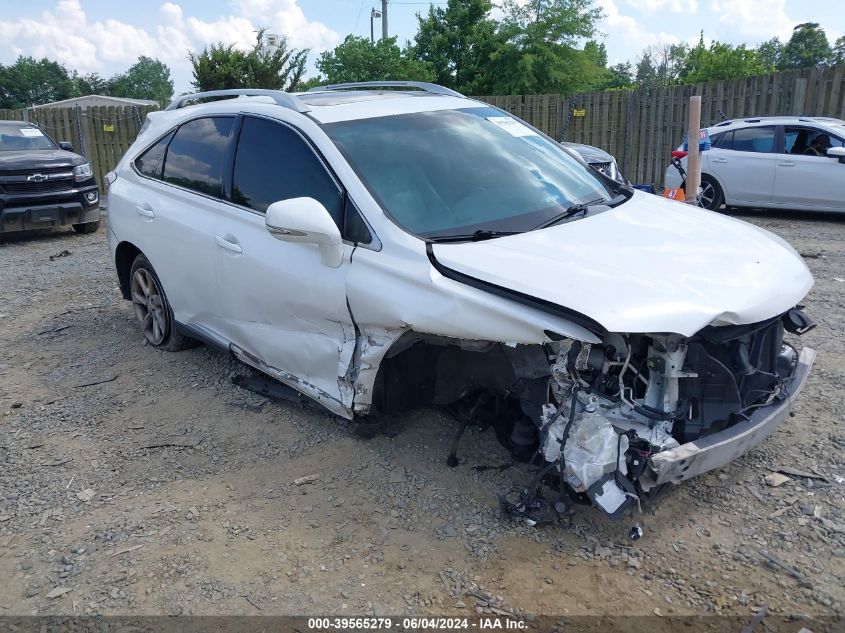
left=0, top=0, right=842, bottom=94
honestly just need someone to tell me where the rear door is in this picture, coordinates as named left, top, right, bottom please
left=133, top=116, right=235, bottom=330
left=706, top=125, right=778, bottom=204
left=773, top=126, right=845, bottom=210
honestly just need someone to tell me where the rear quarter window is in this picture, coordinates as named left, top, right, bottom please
left=134, top=132, right=174, bottom=179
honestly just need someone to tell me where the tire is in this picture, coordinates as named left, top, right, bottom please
left=73, top=219, right=101, bottom=234
left=697, top=175, right=724, bottom=211
left=128, top=254, right=194, bottom=351
left=680, top=175, right=725, bottom=211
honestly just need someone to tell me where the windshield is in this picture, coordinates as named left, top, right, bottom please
left=0, top=126, right=56, bottom=151
left=323, top=107, right=619, bottom=239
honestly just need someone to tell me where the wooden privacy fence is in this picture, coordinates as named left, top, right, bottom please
left=0, top=105, right=159, bottom=190
left=474, top=64, right=845, bottom=186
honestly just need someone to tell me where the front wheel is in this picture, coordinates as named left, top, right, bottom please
left=129, top=254, right=194, bottom=351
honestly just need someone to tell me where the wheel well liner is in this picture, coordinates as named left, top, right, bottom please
left=115, top=241, right=142, bottom=300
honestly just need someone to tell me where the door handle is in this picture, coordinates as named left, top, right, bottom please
left=215, top=235, right=243, bottom=254
left=135, top=203, right=155, bottom=218
left=778, top=161, right=795, bottom=167
left=711, top=158, right=728, bottom=164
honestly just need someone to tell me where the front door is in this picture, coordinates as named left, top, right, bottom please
left=214, top=115, right=356, bottom=417
left=132, top=117, right=236, bottom=330
left=774, top=126, right=845, bottom=210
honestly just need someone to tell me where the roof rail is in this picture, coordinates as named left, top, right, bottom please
left=307, top=81, right=465, bottom=98
left=165, top=89, right=310, bottom=113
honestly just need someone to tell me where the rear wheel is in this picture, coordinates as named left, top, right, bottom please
left=697, top=175, right=724, bottom=211
left=129, top=254, right=194, bottom=351
left=73, top=219, right=100, bottom=234
left=681, top=175, right=724, bottom=211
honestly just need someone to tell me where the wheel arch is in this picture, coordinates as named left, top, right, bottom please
left=115, top=241, right=143, bottom=300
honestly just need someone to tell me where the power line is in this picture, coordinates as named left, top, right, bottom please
left=352, top=0, right=366, bottom=33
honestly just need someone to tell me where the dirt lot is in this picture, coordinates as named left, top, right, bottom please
left=0, top=210, right=843, bottom=626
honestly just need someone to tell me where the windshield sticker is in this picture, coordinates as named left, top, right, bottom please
left=485, top=116, right=537, bottom=138
left=20, top=128, right=44, bottom=137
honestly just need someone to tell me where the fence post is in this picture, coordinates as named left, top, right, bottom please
left=75, top=105, right=87, bottom=160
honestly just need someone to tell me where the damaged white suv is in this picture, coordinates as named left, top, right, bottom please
left=107, top=82, right=816, bottom=522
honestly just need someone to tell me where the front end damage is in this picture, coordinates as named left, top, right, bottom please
left=366, top=307, right=815, bottom=523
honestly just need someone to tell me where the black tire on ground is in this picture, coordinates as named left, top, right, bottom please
left=128, top=254, right=195, bottom=351
left=72, top=219, right=101, bottom=234
left=680, top=175, right=725, bottom=211
left=697, top=175, right=725, bottom=211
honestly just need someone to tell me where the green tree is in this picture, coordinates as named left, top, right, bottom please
left=833, top=36, right=845, bottom=65
left=410, top=0, right=497, bottom=93
left=780, top=22, right=831, bottom=69
left=679, top=35, right=767, bottom=83
left=74, top=72, right=110, bottom=96
left=189, top=30, right=308, bottom=92
left=108, top=57, right=174, bottom=106
left=316, top=35, right=432, bottom=84
left=485, top=0, right=604, bottom=94
left=599, top=62, right=633, bottom=89
left=0, top=56, right=77, bottom=108
left=757, top=37, right=783, bottom=71
left=634, top=43, right=686, bottom=88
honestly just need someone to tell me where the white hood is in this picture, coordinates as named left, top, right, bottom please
left=432, top=192, right=814, bottom=337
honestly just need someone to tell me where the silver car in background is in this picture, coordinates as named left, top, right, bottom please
left=563, top=141, right=628, bottom=184
left=665, top=116, right=845, bottom=212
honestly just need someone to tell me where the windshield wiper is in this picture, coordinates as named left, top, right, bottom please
left=532, top=194, right=627, bottom=230
left=427, top=229, right=522, bottom=243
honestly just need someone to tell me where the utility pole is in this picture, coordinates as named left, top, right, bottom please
left=536, top=0, right=542, bottom=22
left=381, top=0, right=388, bottom=40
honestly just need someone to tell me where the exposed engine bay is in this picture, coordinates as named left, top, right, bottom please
left=367, top=306, right=816, bottom=524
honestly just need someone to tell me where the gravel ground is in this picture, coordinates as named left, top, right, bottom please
left=0, top=210, right=843, bottom=626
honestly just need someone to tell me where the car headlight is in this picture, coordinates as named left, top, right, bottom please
left=73, top=163, right=93, bottom=182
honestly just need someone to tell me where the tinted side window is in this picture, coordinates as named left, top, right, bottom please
left=232, top=117, right=342, bottom=224
left=135, top=132, right=173, bottom=179
left=710, top=131, right=726, bottom=148
left=721, top=126, right=775, bottom=153
left=162, top=117, right=234, bottom=197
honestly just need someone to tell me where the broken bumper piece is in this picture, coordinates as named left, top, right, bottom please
left=641, top=347, right=815, bottom=490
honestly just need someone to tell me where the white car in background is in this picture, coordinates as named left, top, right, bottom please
left=106, top=83, right=815, bottom=522
left=664, top=116, right=845, bottom=212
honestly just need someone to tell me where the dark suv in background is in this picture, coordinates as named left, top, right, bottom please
left=0, top=120, right=100, bottom=235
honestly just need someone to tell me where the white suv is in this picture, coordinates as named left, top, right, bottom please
left=108, top=83, right=815, bottom=521
left=665, top=116, right=845, bottom=212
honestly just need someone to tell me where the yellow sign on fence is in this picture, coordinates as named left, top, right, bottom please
left=573, top=108, right=586, bottom=117
left=103, top=124, right=114, bottom=132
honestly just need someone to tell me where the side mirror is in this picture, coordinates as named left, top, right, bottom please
left=265, top=197, right=344, bottom=267
left=59, top=141, right=74, bottom=152
left=827, top=147, right=845, bottom=164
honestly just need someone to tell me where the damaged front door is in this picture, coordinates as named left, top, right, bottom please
left=213, top=115, right=356, bottom=417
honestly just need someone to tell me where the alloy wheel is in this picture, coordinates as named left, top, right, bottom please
left=130, top=268, right=168, bottom=345
left=698, top=181, right=716, bottom=209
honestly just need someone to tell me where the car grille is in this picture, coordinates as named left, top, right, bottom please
left=2, top=178, right=74, bottom=194
left=0, top=166, right=71, bottom=177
